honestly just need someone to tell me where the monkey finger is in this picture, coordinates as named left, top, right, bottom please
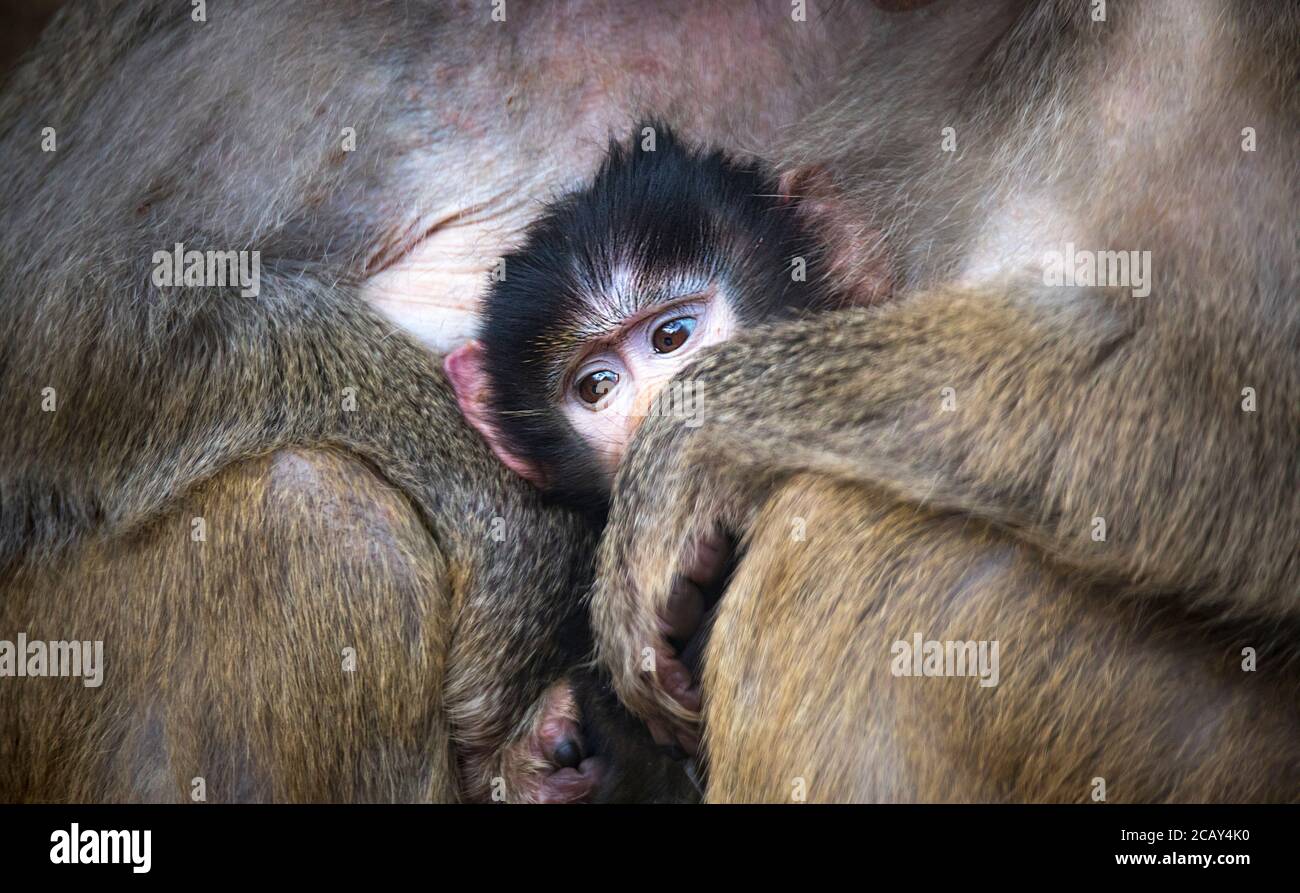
left=658, top=529, right=732, bottom=644
left=640, top=534, right=729, bottom=757
left=550, top=736, right=583, bottom=769
left=645, top=717, right=679, bottom=751
left=655, top=653, right=702, bottom=715
left=685, top=528, right=731, bottom=587
left=646, top=714, right=702, bottom=760
left=646, top=720, right=700, bottom=762
left=659, top=579, right=705, bottom=644
left=536, top=757, right=606, bottom=804
left=536, top=684, right=587, bottom=765
left=499, top=679, right=609, bottom=802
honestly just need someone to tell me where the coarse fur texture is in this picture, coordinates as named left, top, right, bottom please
left=703, top=476, right=1300, bottom=802
left=591, top=0, right=1300, bottom=800
left=0, top=448, right=692, bottom=802
left=5, top=0, right=1293, bottom=804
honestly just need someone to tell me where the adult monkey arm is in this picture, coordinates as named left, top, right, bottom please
left=770, top=0, right=1298, bottom=611
left=593, top=0, right=1298, bottom=739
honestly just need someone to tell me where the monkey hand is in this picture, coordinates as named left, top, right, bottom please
left=591, top=379, right=771, bottom=758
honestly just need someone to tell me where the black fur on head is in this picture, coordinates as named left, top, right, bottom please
left=478, top=121, right=836, bottom=511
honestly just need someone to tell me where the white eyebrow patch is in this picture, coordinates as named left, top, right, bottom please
left=568, top=251, right=718, bottom=343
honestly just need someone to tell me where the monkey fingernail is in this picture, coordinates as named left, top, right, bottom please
left=689, top=530, right=731, bottom=584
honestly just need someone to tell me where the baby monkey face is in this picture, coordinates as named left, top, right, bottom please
left=448, top=122, right=846, bottom=509
left=561, top=290, right=735, bottom=474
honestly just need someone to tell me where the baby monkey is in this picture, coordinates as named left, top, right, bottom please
left=447, top=123, right=842, bottom=510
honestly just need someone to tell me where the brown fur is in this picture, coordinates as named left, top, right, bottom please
left=705, top=477, right=1298, bottom=801
left=0, top=0, right=879, bottom=804
left=0, top=448, right=692, bottom=802
left=2, top=449, right=461, bottom=801
left=592, top=0, right=1299, bottom=800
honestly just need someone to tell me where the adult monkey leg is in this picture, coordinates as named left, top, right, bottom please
left=0, top=450, right=462, bottom=802
left=0, top=265, right=611, bottom=801
left=700, top=477, right=1299, bottom=802
left=0, top=1, right=866, bottom=798
left=2, top=101, right=602, bottom=803
left=0, top=448, right=691, bottom=803
left=593, top=0, right=1298, bottom=747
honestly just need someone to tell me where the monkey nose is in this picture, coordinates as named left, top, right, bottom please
left=552, top=737, right=584, bottom=769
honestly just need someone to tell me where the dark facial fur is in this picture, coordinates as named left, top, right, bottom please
left=477, top=123, right=837, bottom=512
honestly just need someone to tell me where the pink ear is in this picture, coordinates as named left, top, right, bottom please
left=444, top=340, right=548, bottom=487
left=778, top=165, right=894, bottom=307
left=777, top=164, right=833, bottom=206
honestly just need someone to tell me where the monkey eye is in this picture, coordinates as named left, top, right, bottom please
left=576, top=369, right=620, bottom=405
left=652, top=316, right=696, bottom=354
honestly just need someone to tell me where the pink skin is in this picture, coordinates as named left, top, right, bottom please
left=530, top=684, right=606, bottom=804
left=444, top=341, right=548, bottom=487
left=479, top=679, right=605, bottom=803
left=446, top=291, right=735, bottom=483
left=645, top=529, right=732, bottom=757
left=443, top=181, right=883, bottom=762
left=443, top=167, right=882, bottom=482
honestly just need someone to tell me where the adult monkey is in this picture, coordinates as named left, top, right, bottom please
left=593, top=0, right=1300, bottom=800
left=0, top=0, right=875, bottom=801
